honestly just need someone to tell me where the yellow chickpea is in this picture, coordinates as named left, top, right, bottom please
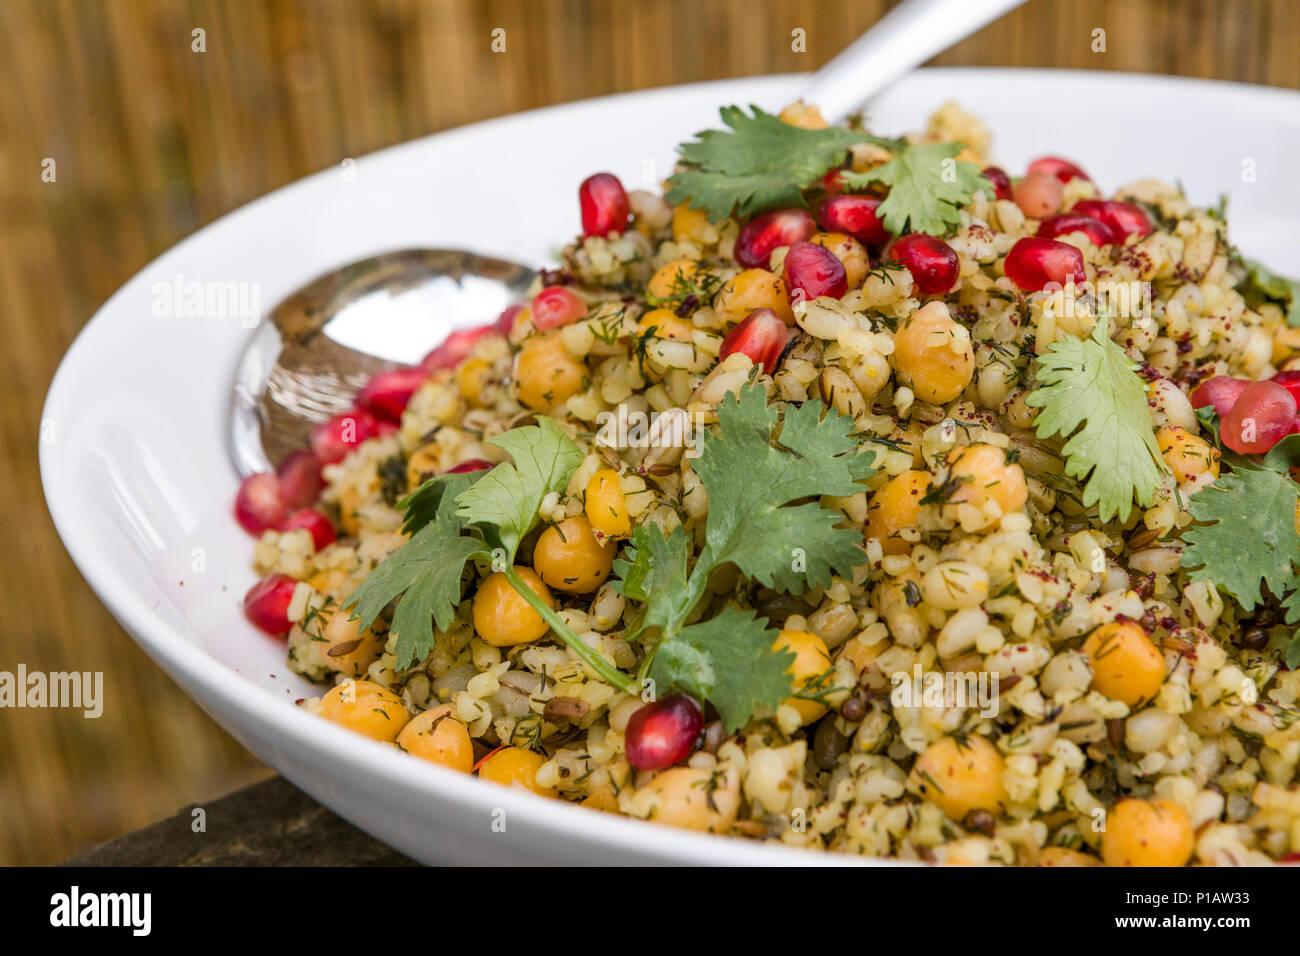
left=1156, top=426, right=1221, bottom=483
left=891, top=301, right=975, bottom=404
left=671, top=204, right=715, bottom=246
left=1101, top=798, right=1195, bottom=867
left=778, top=100, right=827, bottom=129
left=533, top=516, right=616, bottom=593
left=1037, top=847, right=1102, bottom=866
left=647, top=258, right=706, bottom=301
left=1271, top=326, right=1300, bottom=365
left=406, top=445, right=442, bottom=491
left=336, top=482, right=365, bottom=536
left=307, top=567, right=349, bottom=595
left=942, top=442, right=1029, bottom=531
left=773, top=629, right=832, bottom=725
left=809, top=231, right=870, bottom=290
left=477, top=746, right=556, bottom=797
left=637, top=308, right=695, bottom=342
left=582, top=786, right=622, bottom=813
left=864, top=470, right=931, bottom=555
left=514, top=333, right=587, bottom=411
left=585, top=468, right=632, bottom=540
left=319, top=680, right=411, bottom=743
left=455, top=357, right=493, bottom=407
left=318, top=609, right=386, bottom=678
left=910, top=735, right=1007, bottom=821
left=633, top=766, right=741, bottom=832
left=395, top=704, right=474, bottom=772
left=712, top=268, right=795, bottom=325
left=472, top=567, right=554, bottom=646
left=1082, top=620, right=1167, bottom=707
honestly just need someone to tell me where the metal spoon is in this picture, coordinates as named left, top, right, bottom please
left=229, top=0, right=1026, bottom=475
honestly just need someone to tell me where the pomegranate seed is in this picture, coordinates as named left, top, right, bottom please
left=243, top=573, right=298, bottom=636
left=734, top=209, right=816, bottom=270
left=818, top=195, right=890, bottom=245
left=1004, top=237, right=1087, bottom=292
left=1070, top=200, right=1153, bottom=242
left=530, top=286, right=587, bottom=331
left=783, top=240, right=847, bottom=302
left=579, top=172, right=629, bottom=238
left=276, top=450, right=323, bottom=510
left=234, top=472, right=287, bottom=535
left=280, top=509, right=336, bottom=551
left=443, top=458, right=494, bottom=474
left=1036, top=213, right=1119, bottom=247
left=421, top=323, right=498, bottom=374
left=356, top=367, right=426, bottom=422
left=625, top=693, right=704, bottom=770
left=310, top=409, right=380, bottom=465
left=1027, top=155, right=1091, bottom=183
left=1189, top=376, right=1250, bottom=417
left=1222, top=381, right=1298, bottom=454
left=890, top=234, right=960, bottom=295
left=718, top=308, right=789, bottom=374
left=494, top=303, right=523, bottom=334
left=821, top=164, right=849, bottom=193
left=1272, top=370, right=1300, bottom=408
left=981, top=166, right=1013, bottom=201
left=1012, top=172, right=1064, bottom=219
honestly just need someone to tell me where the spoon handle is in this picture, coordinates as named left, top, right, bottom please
left=799, top=0, right=1029, bottom=124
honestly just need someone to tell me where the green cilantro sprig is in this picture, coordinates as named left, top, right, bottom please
left=840, top=142, right=994, bottom=237
left=1238, top=258, right=1300, bottom=327
left=1026, top=315, right=1168, bottom=523
left=613, top=385, right=876, bottom=730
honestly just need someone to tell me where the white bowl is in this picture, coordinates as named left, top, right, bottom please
left=41, top=69, right=1300, bottom=865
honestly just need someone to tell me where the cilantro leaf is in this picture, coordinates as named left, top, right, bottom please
left=342, top=473, right=488, bottom=668
left=1283, top=589, right=1300, bottom=670
left=664, top=105, right=893, bottom=222
left=1240, top=258, right=1300, bottom=327
left=1182, top=466, right=1300, bottom=612
left=840, top=142, right=993, bottom=237
left=1026, top=315, right=1167, bottom=523
left=693, top=389, right=875, bottom=592
left=647, top=606, right=794, bottom=733
left=398, top=471, right=481, bottom=536
left=610, top=522, right=691, bottom=635
left=455, top=417, right=583, bottom=560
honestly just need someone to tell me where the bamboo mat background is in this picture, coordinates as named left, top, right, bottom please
left=1, top=0, right=1297, bottom=866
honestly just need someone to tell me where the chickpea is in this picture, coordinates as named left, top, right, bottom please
left=1156, top=426, right=1220, bottom=483
left=632, top=766, right=741, bottom=832
left=477, top=746, right=556, bottom=797
left=307, top=567, right=349, bottom=595
left=637, top=308, right=695, bottom=342
left=671, top=204, right=715, bottom=246
left=809, top=231, right=869, bottom=289
left=515, top=333, right=587, bottom=412
left=455, top=357, right=493, bottom=407
left=472, top=567, right=554, bottom=646
left=778, top=100, right=827, bottom=129
left=585, top=468, right=632, bottom=539
left=533, top=516, right=616, bottom=593
left=864, top=470, right=930, bottom=555
left=647, top=258, right=706, bottom=301
left=318, top=609, right=386, bottom=678
left=319, top=680, right=411, bottom=743
left=1101, top=798, right=1195, bottom=867
left=891, top=301, right=975, bottom=404
left=406, top=445, right=441, bottom=491
left=910, top=735, right=1007, bottom=821
left=337, top=482, right=366, bottom=536
left=1037, top=847, right=1102, bottom=867
left=395, top=704, right=474, bottom=772
left=582, top=786, right=622, bottom=813
left=1272, top=326, right=1300, bottom=365
left=942, top=442, right=1028, bottom=531
left=773, top=629, right=833, bottom=725
left=713, top=268, right=795, bottom=326
left=1081, top=620, right=1166, bottom=707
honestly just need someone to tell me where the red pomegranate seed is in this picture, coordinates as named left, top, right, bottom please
left=1004, top=237, right=1087, bottom=292
left=276, top=450, right=323, bottom=510
left=625, top=693, right=704, bottom=770
left=243, top=573, right=299, bottom=636
left=1272, top=370, right=1300, bottom=408
left=234, top=472, right=287, bottom=535
left=1189, top=376, right=1250, bottom=417
left=821, top=165, right=849, bottom=193
left=1070, top=200, right=1153, bottom=242
left=981, top=166, right=1013, bottom=201
left=443, top=458, right=494, bottom=474
left=1036, top=213, right=1119, bottom=247
left=356, top=367, right=426, bottom=422
left=530, top=286, right=587, bottom=331
left=310, top=409, right=380, bottom=465
left=280, top=509, right=336, bottom=551
left=818, top=195, right=890, bottom=245
left=579, top=172, right=630, bottom=238
left=734, top=209, right=816, bottom=270
left=783, top=241, right=847, bottom=302
left=1027, top=155, right=1091, bottom=183
left=890, top=234, right=960, bottom=295
left=494, top=303, right=523, bottom=335
left=420, top=323, right=497, bottom=374
left=1222, top=381, right=1297, bottom=454
left=718, top=308, right=789, bottom=374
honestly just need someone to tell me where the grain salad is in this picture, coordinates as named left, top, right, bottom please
left=235, top=100, right=1300, bottom=866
